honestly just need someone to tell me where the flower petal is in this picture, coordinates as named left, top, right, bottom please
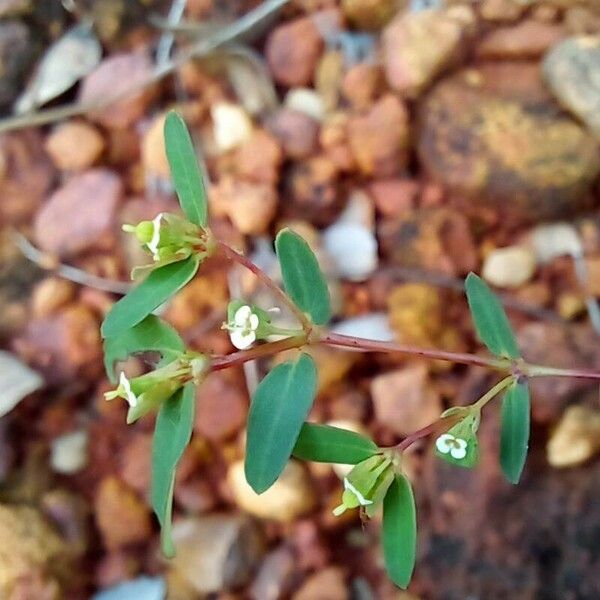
left=249, top=313, right=260, bottom=331
left=454, top=438, right=468, bottom=451
left=147, top=213, right=164, bottom=257
left=343, top=478, right=373, bottom=506
left=230, top=329, right=255, bottom=349
left=435, top=433, right=454, bottom=454
left=234, top=305, right=252, bottom=326
left=450, top=446, right=467, bottom=460
left=119, top=371, right=138, bottom=407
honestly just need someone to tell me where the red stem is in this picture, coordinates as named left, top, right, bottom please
left=396, top=415, right=462, bottom=452
left=218, top=241, right=312, bottom=331
left=210, top=335, right=307, bottom=371
left=320, top=332, right=506, bottom=370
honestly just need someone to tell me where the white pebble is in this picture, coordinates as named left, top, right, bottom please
left=211, top=102, right=253, bottom=152
left=285, top=88, right=325, bottom=122
left=529, top=222, right=583, bottom=264
left=323, top=222, right=378, bottom=281
left=50, top=430, right=88, bottom=474
left=482, top=246, right=536, bottom=289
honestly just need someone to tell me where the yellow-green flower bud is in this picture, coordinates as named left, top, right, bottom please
left=333, top=454, right=395, bottom=517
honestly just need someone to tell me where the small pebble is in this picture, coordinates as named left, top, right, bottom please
left=211, top=102, right=253, bottom=153
left=50, top=430, right=88, bottom=474
left=482, top=245, right=537, bottom=288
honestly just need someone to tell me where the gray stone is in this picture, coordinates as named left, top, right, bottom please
left=543, top=36, right=600, bottom=138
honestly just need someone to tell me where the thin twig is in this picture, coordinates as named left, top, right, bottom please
left=12, top=231, right=131, bottom=294
left=0, top=0, right=290, bottom=133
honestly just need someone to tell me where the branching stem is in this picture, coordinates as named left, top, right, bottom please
left=218, top=241, right=313, bottom=331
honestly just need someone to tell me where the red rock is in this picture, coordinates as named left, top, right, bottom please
left=45, top=121, right=105, bottom=171
left=0, top=130, right=54, bottom=224
left=267, top=109, right=320, bottom=160
left=341, top=63, right=382, bottom=110
left=370, top=364, right=442, bottom=436
left=174, top=477, right=217, bottom=514
left=79, top=52, right=158, bottom=129
left=265, top=17, right=323, bottom=87
left=195, top=372, right=247, bottom=441
left=119, top=433, right=152, bottom=497
left=477, top=20, right=565, bottom=59
left=369, top=178, right=419, bottom=217
left=94, top=477, right=152, bottom=550
left=233, top=129, right=283, bottom=185
left=14, top=304, right=102, bottom=386
left=34, top=169, right=122, bottom=258
left=347, top=94, right=409, bottom=177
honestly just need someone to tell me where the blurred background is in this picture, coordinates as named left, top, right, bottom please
left=0, top=0, right=599, bottom=598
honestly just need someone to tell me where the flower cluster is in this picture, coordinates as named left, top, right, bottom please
left=123, top=212, right=213, bottom=277
left=105, top=353, right=208, bottom=423
left=333, top=454, right=395, bottom=518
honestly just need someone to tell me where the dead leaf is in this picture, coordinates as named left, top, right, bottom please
left=0, top=351, right=43, bottom=417
left=15, top=21, right=101, bottom=114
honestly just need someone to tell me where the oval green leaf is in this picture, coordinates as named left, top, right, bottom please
left=293, top=422, right=378, bottom=464
left=500, top=381, right=530, bottom=484
left=382, top=474, right=417, bottom=589
left=245, top=353, right=318, bottom=494
left=465, top=273, right=520, bottom=359
left=101, top=256, right=200, bottom=339
left=103, top=315, right=184, bottom=383
left=164, top=111, right=208, bottom=228
left=152, top=383, right=196, bottom=558
left=275, top=228, right=331, bottom=325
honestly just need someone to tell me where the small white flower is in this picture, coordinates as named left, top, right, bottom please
left=147, top=213, right=165, bottom=259
left=119, top=372, right=138, bottom=408
left=343, top=477, right=373, bottom=506
left=228, top=305, right=260, bottom=350
left=436, top=433, right=468, bottom=460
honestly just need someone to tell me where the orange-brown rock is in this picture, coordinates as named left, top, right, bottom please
left=341, top=63, right=382, bottom=110
left=347, top=94, right=409, bottom=177
left=418, top=64, right=600, bottom=223
left=233, top=129, right=283, bottom=185
left=477, top=20, right=565, bottom=59
left=211, top=177, right=278, bottom=235
left=0, top=130, right=54, bottom=224
left=45, top=121, right=105, bottom=171
left=94, top=477, right=152, bottom=550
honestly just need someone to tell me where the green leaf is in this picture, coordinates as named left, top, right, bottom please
left=293, top=423, right=378, bottom=464
left=245, top=353, right=317, bottom=493
left=164, top=111, right=208, bottom=228
left=275, top=228, right=331, bottom=325
left=382, top=474, right=417, bottom=589
left=101, top=256, right=200, bottom=339
left=103, top=315, right=185, bottom=383
left=500, top=381, right=530, bottom=484
left=151, top=382, right=196, bottom=557
left=465, top=272, right=520, bottom=359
